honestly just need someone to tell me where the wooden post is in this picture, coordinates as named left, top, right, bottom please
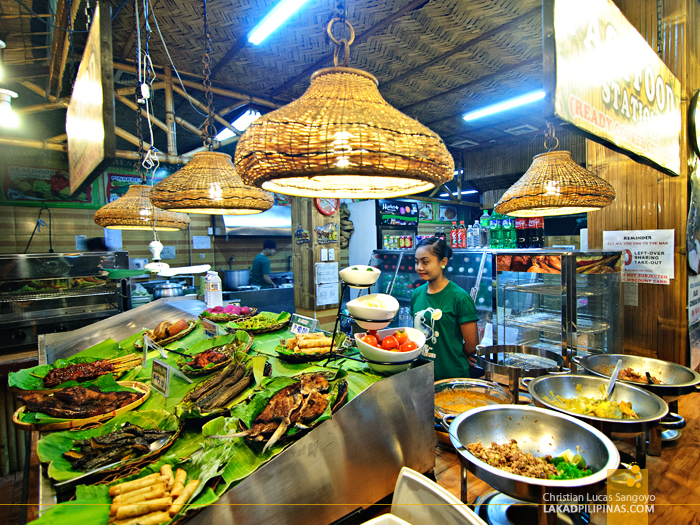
left=164, top=67, right=178, bottom=156
left=291, top=197, right=342, bottom=331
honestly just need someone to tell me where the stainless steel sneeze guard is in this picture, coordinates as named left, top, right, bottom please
left=39, top=301, right=436, bottom=524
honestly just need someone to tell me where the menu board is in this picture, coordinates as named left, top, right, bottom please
left=547, top=0, right=681, bottom=175
left=378, top=200, right=418, bottom=226
left=2, top=165, right=102, bottom=209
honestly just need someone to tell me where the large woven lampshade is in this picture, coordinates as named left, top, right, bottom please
left=149, top=152, right=274, bottom=215
left=495, top=125, right=615, bottom=217
left=234, top=19, right=454, bottom=198
left=94, top=185, right=190, bottom=231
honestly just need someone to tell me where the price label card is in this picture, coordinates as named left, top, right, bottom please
left=289, top=314, right=318, bottom=335
left=151, top=358, right=170, bottom=397
left=151, top=358, right=193, bottom=398
left=202, top=318, right=228, bottom=339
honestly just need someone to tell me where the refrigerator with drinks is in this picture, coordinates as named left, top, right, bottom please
left=376, top=199, right=419, bottom=250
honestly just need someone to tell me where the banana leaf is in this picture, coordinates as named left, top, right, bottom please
left=38, top=409, right=180, bottom=481
left=9, top=339, right=125, bottom=391
left=28, top=485, right=110, bottom=525
left=174, top=332, right=252, bottom=375
left=18, top=375, right=141, bottom=425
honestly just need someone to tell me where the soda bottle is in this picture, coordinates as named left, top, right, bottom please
left=515, top=218, right=528, bottom=249
left=473, top=220, right=481, bottom=249
left=489, top=212, right=502, bottom=249
left=458, top=220, right=467, bottom=248
left=440, top=226, right=447, bottom=240
left=450, top=221, right=458, bottom=247
left=528, top=217, right=544, bottom=248
left=501, top=215, right=515, bottom=249
left=479, top=210, right=490, bottom=248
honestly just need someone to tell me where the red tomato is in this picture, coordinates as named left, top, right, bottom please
left=399, top=341, right=418, bottom=352
left=394, top=330, right=409, bottom=345
left=362, top=334, right=379, bottom=347
left=381, top=335, right=399, bottom=350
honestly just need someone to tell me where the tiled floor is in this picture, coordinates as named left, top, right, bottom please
left=0, top=471, right=25, bottom=525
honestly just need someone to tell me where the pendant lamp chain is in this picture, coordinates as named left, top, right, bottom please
left=133, top=0, right=146, bottom=181
left=326, top=0, right=352, bottom=67
left=201, top=0, right=217, bottom=150
left=544, top=122, right=558, bottom=152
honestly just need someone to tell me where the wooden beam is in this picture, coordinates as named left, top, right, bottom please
left=116, top=126, right=152, bottom=150
left=16, top=99, right=69, bottom=115
left=382, top=8, right=541, bottom=90
left=120, top=0, right=161, bottom=62
left=5, top=65, right=50, bottom=81
left=171, top=85, right=241, bottom=137
left=210, top=35, right=249, bottom=79
left=115, top=94, right=168, bottom=132
left=47, top=0, right=80, bottom=99
left=0, top=136, right=66, bottom=151
left=218, top=101, right=249, bottom=118
left=269, top=0, right=430, bottom=97
left=174, top=115, right=205, bottom=138
left=19, top=81, right=51, bottom=100
left=164, top=67, right=178, bottom=156
left=181, top=134, right=239, bottom=157
left=48, top=134, right=67, bottom=143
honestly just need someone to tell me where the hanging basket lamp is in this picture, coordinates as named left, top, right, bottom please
left=234, top=18, right=454, bottom=199
left=149, top=0, right=273, bottom=215
left=94, top=185, right=190, bottom=231
left=149, top=151, right=274, bottom=215
left=494, top=124, right=616, bottom=217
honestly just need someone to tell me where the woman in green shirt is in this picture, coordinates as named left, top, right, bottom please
left=409, top=237, right=479, bottom=380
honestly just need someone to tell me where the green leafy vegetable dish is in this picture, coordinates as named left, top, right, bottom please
left=225, top=311, right=290, bottom=333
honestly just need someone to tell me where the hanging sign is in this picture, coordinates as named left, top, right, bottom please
left=314, top=222, right=339, bottom=244
left=289, top=313, right=319, bottom=335
left=378, top=200, right=419, bottom=226
left=66, top=2, right=116, bottom=196
left=545, top=0, right=681, bottom=176
left=294, top=224, right=310, bottom=244
left=603, top=229, right=674, bottom=284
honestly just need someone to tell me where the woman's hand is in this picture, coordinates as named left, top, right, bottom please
left=460, top=321, right=479, bottom=366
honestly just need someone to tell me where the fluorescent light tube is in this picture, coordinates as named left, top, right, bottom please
left=439, top=190, right=478, bottom=197
left=463, top=91, right=545, bottom=122
left=248, top=0, right=312, bottom=45
left=216, top=109, right=261, bottom=141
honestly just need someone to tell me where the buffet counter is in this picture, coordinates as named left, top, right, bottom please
left=24, top=299, right=435, bottom=525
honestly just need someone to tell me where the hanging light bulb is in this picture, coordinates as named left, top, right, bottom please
left=0, top=89, right=19, bottom=129
left=495, top=123, right=616, bottom=217
left=234, top=17, right=454, bottom=198
left=149, top=0, right=273, bottom=215
left=94, top=185, right=190, bottom=230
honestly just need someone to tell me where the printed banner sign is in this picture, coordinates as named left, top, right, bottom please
left=378, top=199, right=419, bottom=226
left=603, top=229, right=674, bottom=284
left=551, top=0, right=681, bottom=175
left=3, top=166, right=98, bottom=207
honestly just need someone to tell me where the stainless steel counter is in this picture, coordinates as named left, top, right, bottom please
left=223, top=286, right=294, bottom=314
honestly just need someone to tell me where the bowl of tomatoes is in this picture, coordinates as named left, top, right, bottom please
left=355, top=327, right=425, bottom=364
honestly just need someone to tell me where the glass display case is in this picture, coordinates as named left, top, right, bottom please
left=491, top=250, right=623, bottom=366
left=369, top=249, right=493, bottom=331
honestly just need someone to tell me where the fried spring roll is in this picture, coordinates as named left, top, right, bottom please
left=112, top=483, right=166, bottom=504
left=110, top=486, right=166, bottom=514
left=110, top=510, right=171, bottom=525
left=168, top=479, right=200, bottom=516
left=297, top=337, right=332, bottom=349
left=114, top=497, right=172, bottom=520
left=108, top=474, right=167, bottom=497
left=170, top=468, right=187, bottom=497
left=160, top=464, right=174, bottom=491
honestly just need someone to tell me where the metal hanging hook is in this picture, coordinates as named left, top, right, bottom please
left=544, top=121, right=559, bottom=152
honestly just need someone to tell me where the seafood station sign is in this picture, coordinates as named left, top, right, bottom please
left=545, top=0, right=681, bottom=175
left=603, top=229, right=675, bottom=285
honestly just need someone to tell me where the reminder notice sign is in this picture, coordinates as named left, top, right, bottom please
left=603, top=230, right=674, bottom=284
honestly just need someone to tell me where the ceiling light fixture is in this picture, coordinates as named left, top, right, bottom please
left=248, top=0, right=313, bottom=45
left=0, top=89, right=19, bottom=128
left=463, top=90, right=545, bottom=122
left=235, top=13, right=454, bottom=199
left=439, top=190, right=478, bottom=197
left=495, top=123, right=616, bottom=217
left=215, top=109, right=261, bottom=141
left=94, top=185, right=190, bottom=230
left=150, top=0, right=273, bottom=215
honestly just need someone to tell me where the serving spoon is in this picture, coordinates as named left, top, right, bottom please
left=605, top=359, right=623, bottom=401
left=54, top=436, right=171, bottom=487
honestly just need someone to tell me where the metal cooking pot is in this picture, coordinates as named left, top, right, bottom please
left=220, top=270, right=250, bottom=291
left=153, top=282, right=184, bottom=299
left=573, top=353, right=700, bottom=402
left=524, top=374, right=673, bottom=435
left=449, top=405, right=620, bottom=504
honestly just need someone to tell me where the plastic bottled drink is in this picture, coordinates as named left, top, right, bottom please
left=529, top=217, right=545, bottom=248
left=205, top=271, right=223, bottom=308
left=472, top=220, right=481, bottom=248
left=479, top=210, right=490, bottom=248
left=501, top=215, right=515, bottom=249
left=450, top=221, right=458, bottom=247
left=458, top=220, right=467, bottom=248
left=440, top=226, right=447, bottom=240
left=467, top=224, right=474, bottom=249
left=489, top=213, right=502, bottom=249
left=515, top=218, right=528, bottom=249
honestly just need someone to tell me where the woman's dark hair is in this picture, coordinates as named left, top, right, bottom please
left=416, top=236, right=452, bottom=261
left=263, top=239, right=277, bottom=250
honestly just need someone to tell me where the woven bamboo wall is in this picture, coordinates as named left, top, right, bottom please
left=586, top=0, right=695, bottom=365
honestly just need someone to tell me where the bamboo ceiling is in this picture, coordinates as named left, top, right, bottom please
left=0, top=0, right=546, bottom=167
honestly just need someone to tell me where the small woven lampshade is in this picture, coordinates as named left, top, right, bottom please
left=234, top=67, right=454, bottom=198
left=94, top=185, right=190, bottom=231
left=149, top=151, right=274, bottom=215
left=494, top=151, right=616, bottom=217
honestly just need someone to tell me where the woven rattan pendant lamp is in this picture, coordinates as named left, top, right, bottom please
left=149, top=0, right=273, bottom=215
left=234, top=16, right=454, bottom=198
left=495, top=123, right=616, bottom=217
left=95, top=185, right=190, bottom=230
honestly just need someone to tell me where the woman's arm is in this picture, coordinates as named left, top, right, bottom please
left=460, top=321, right=479, bottom=366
